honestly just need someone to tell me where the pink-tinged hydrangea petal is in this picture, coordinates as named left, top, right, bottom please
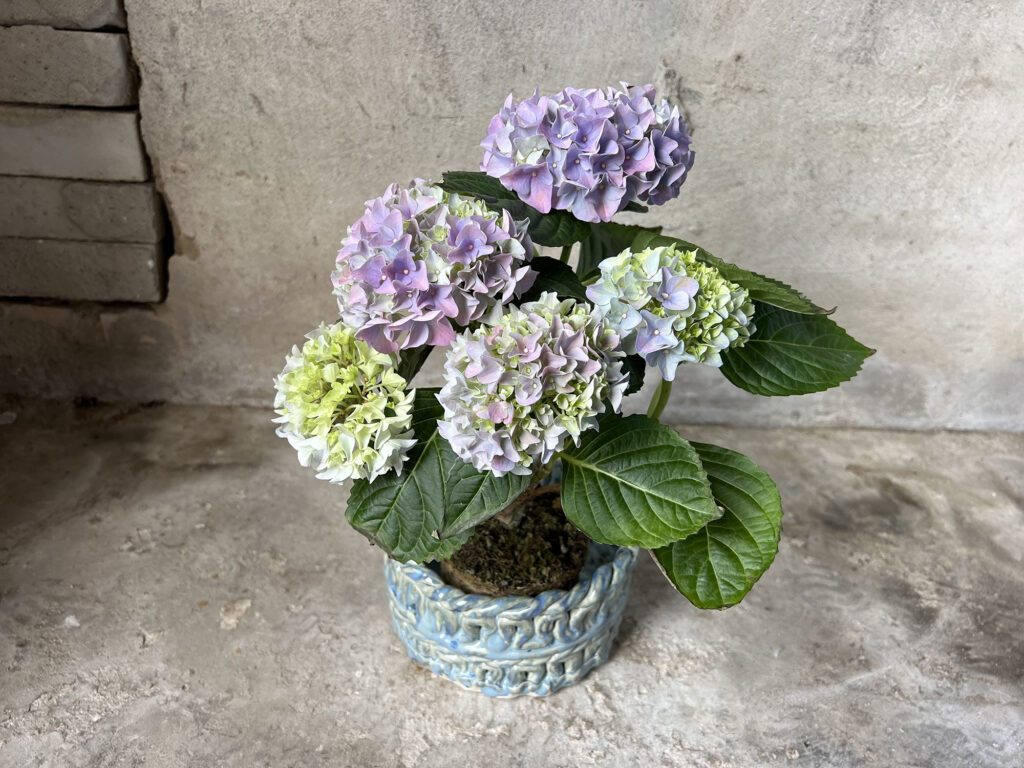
left=333, top=179, right=535, bottom=352
left=623, top=137, right=656, bottom=175
left=480, top=84, right=694, bottom=223
left=437, top=292, right=628, bottom=478
left=587, top=182, right=628, bottom=222
left=356, top=321, right=399, bottom=354
left=503, top=164, right=554, bottom=213
left=515, top=376, right=543, bottom=405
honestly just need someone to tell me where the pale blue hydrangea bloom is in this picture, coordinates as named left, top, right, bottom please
left=437, top=292, right=628, bottom=477
left=586, top=245, right=755, bottom=380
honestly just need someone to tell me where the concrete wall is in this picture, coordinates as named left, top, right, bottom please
left=1, top=1, right=1022, bottom=430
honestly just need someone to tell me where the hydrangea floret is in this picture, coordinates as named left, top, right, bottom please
left=480, top=83, right=694, bottom=222
left=586, top=244, right=755, bottom=380
left=437, top=292, right=628, bottom=477
left=332, top=179, right=536, bottom=353
left=273, top=322, right=415, bottom=483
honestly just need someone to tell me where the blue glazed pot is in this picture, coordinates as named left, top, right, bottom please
left=384, top=543, right=639, bottom=697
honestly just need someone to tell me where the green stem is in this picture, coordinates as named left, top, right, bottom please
left=647, top=378, right=673, bottom=420
left=559, top=244, right=572, bottom=263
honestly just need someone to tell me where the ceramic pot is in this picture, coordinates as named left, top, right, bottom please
left=384, top=543, right=639, bottom=697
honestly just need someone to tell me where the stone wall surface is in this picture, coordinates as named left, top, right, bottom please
left=0, top=239, right=163, bottom=302
left=0, top=26, right=136, bottom=107
left=0, top=0, right=126, bottom=29
left=0, top=106, right=147, bottom=180
left=1, top=1, right=1022, bottom=430
left=0, top=177, right=163, bottom=243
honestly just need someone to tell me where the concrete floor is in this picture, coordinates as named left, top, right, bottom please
left=0, top=399, right=1021, bottom=768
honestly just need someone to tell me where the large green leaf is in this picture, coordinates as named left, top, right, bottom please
left=560, top=414, right=720, bottom=548
left=346, top=388, right=528, bottom=561
left=520, top=256, right=588, bottom=303
left=631, top=230, right=830, bottom=315
left=441, top=171, right=590, bottom=247
left=396, top=345, right=432, bottom=383
left=653, top=443, right=782, bottom=609
left=578, top=222, right=661, bottom=280
left=720, top=302, right=874, bottom=396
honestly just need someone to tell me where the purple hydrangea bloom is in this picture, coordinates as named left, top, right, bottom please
left=437, top=292, right=628, bottom=477
left=332, top=180, right=536, bottom=353
left=481, top=84, right=694, bottom=223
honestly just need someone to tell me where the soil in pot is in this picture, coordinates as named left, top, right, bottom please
left=440, top=484, right=589, bottom=597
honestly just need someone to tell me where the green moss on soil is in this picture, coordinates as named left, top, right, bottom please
left=441, top=485, right=589, bottom=597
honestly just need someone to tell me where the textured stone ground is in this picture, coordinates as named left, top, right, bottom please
left=1, top=399, right=1022, bottom=767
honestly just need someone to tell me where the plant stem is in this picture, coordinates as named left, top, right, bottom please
left=560, top=244, right=572, bottom=263
left=647, top=378, right=673, bottom=420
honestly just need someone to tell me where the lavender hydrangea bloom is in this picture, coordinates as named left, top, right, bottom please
left=332, top=180, right=536, bottom=353
left=481, top=84, right=694, bottom=223
left=587, top=245, right=755, bottom=381
left=437, top=292, right=628, bottom=477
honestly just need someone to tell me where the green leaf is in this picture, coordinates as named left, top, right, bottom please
left=631, top=230, right=830, bottom=315
left=520, top=256, right=588, bottom=303
left=622, top=200, right=649, bottom=214
left=619, top=353, right=646, bottom=396
left=441, top=469, right=530, bottom=538
left=438, top=170, right=511, bottom=200
left=720, top=301, right=874, bottom=396
left=346, top=388, right=528, bottom=561
left=525, top=208, right=592, bottom=247
left=653, top=442, right=782, bottom=609
left=560, top=414, right=720, bottom=548
left=578, top=222, right=661, bottom=280
left=441, top=170, right=590, bottom=247
left=396, top=345, right=432, bottom=383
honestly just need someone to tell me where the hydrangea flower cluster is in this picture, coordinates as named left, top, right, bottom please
left=273, top=323, right=415, bottom=484
left=437, top=292, right=628, bottom=477
left=586, top=244, right=755, bottom=380
left=480, top=83, right=694, bottom=223
left=332, top=179, right=536, bottom=353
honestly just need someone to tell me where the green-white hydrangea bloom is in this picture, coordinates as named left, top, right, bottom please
left=586, top=244, right=755, bottom=380
left=273, top=323, right=415, bottom=483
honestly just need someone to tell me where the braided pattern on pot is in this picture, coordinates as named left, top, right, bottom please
left=384, top=544, right=638, bottom=697
left=392, top=612, right=626, bottom=697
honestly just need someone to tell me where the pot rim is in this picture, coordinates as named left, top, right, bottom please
left=385, top=543, right=639, bottom=620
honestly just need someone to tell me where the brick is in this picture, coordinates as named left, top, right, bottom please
left=0, top=177, right=163, bottom=243
left=0, top=106, right=147, bottom=181
left=0, top=0, right=125, bottom=30
left=0, top=27, right=136, bottom=108
left=0, top=238, right=164, bottom=302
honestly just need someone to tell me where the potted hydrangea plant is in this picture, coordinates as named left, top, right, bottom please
left=274, top=84, right=873, bottom=697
